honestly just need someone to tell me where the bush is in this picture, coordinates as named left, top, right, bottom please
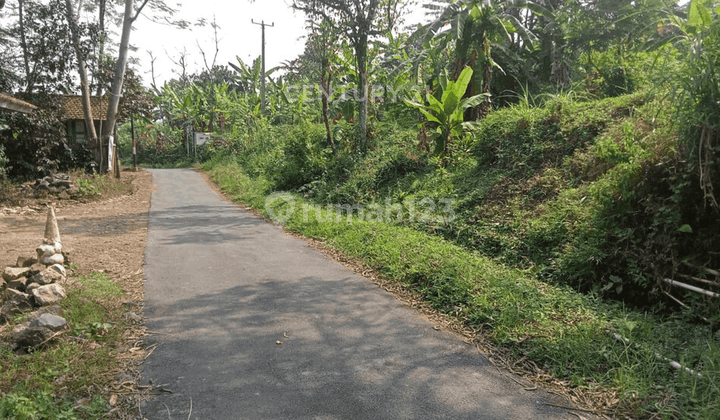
left=0, top=143, right=7, bottom=180
left=0, top=96, right=95, bottom=179
left=273, top=122, right=331, bottom=190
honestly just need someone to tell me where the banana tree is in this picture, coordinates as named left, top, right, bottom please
left=413, top=0, right=550, bottom=119
left=404, top=66, right=489, bottom=164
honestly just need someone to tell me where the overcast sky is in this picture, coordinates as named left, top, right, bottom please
left=130, top=0, right=307, bottom=86
left=130, top=0, right=426, bottom=88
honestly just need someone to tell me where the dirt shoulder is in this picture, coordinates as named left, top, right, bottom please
left=0, top=169, right=154, bottom=418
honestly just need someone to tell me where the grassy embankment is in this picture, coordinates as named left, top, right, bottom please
left=203, top=92, right=719, bottom=419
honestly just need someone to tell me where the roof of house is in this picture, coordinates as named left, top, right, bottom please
left=0, top=93, right=37, bottom=113
left=59, top=95, right=109, bottom=120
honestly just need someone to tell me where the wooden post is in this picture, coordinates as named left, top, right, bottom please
left=114, top=144, right=120, bottom=178
left=131, top=113, right=137, bottom=171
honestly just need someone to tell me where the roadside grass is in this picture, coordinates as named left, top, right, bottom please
left=204, top=159, right=720, bottom=419
left=0, top=272, right=127, bottom=419
left=69, top=170, right=135, bottom=200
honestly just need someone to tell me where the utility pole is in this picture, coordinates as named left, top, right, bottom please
left=251, top=19, right=274, bottom=113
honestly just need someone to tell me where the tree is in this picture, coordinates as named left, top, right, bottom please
left=405, top=66, right=488, bottom=164
left=303, top=19, right=340, bottom=154
left=414, top=0, right=548, bottom=118
left=63, top=0, right=181, bottom=172
left=290, top=0, right=407, bottom=151
left=2, top=0, right=86, bottom=94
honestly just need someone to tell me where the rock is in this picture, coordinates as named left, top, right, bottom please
left=123, top=299, right=140, bottom=308
left=4, top=287, right=26, bottom=300
left=36, top=244, right=55, bottom=259
left=7, top=276, right=28, bottom=292
left=3, top=266, right=31, bottom=282
left=0, top=292, right=34, bottom=323
left=41, top=254, right=64, bottom=266
left=48, top=264, right=66, bottom=277
left=11, top=326, right=54, bottom=350
left=58, top=190, right=70, bottom=200
left=0, top=278, right=6, bottom=291
left=16, top=256, right=35, bottom=268
left=31, top=313, right=67, bottom=331
left=32, top=267, right=65, bottom=285
left=29, top=262, right=47, bottom=275
left=38, top=305, right=63, bottom=317
left=123, top=312, right=142, bottom=323
left=25, top=283, right=41, bottom=294
left=31, top=284, right=66, bottom=306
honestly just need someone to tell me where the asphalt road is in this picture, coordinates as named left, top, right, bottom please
left=140, top=168, right=586, bottom=420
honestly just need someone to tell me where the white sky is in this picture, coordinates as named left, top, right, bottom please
left=130, top=0, right=428, bottom=87
left=131, top=0, right=307, bottom=86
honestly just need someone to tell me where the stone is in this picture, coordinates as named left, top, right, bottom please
left=0, top=292, right=34, bottom=324
left=4, top=287, right=26, bottom=300
left=7, top=276, right=28, bottom=292
left=31, top=284, right=66, bottom=306
left=16, top=256, right=35, bottom=268
left=123, top=299, right=140, bottom=308
left=32, top=267, right=65, bottom=285
left=3, top=266, right=31, bottom=282
left=29, top=262, right=47, bottom=275
left=47, top=264, right=66, bottom=277
left=123, top=312, right=142, bottom=323
left=25, top=283, right=41, bottom=294
left=39, top=304, right=63, bottom=316
left=11, top=326, right=54, bottom=350
left=36, top=244, right=55, bottom=259
left=42, top=254, right=64, bottom=266
left=43, top=207, right=61, bottom=245
left=31, top=313, right=67, bottom=331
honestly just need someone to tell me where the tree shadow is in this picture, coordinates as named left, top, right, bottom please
left=141, top=276, right=575, bottom=420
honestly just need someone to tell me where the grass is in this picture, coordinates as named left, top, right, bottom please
left=203, top=131, right=719, bottom=419
left=0, top=272, right=128, bottom=419
left=70, top=170, right=135, bottom=200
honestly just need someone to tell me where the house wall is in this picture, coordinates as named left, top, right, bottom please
left=66, top=119, right=106, bottom=145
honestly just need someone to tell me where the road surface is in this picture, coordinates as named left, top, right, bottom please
left=140, top=168, right=587, bottom=420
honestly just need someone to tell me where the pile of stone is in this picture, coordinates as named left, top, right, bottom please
left=24, top=173, right=80, bottom=198
left=0, top=207, right=69, bottom=351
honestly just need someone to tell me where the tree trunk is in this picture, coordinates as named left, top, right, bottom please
left=18, top=0, right=31, bottom=93
left=96, top=0, right=107, bottom=96
left=103, top=0, right=149, bottom=173
left=64, top=0, right=99, bottom=154
left=355, top=33, right=369, bottom=152
left=321, top=57, right=336, bottom=155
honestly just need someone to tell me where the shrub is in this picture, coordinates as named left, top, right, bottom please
left=0, top=96, right=94, bottom=179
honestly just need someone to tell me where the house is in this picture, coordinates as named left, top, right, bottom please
left=58, top=95, right=112, bottom=145
left=0, top=93, right=37, bottom=114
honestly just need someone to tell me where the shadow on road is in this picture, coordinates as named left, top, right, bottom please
left=141, top=275, right=566, bottom=420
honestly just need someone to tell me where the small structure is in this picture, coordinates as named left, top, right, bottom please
left=57, top=95, right=111, bottom=145
left=0, top=93, right=37, bottom=114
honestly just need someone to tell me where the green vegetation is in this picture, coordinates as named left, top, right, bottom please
left=3, top=0, right=720, bottom=418
left=186, top=4, right=720, bottom=417
left=0, top=273, right=128, bottom=419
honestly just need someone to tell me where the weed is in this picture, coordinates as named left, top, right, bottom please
left=0, top=272, right=126, bottom=419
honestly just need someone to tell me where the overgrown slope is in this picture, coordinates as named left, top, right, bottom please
left=202, top=90, right=719, bottom=419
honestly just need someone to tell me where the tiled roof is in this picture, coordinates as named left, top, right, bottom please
left=0, top=93, right=37, bottom=113
left=59, top=95, right=109, bottom=120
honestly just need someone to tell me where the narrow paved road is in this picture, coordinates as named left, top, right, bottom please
left=141, top=169, right=583, bottom=420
